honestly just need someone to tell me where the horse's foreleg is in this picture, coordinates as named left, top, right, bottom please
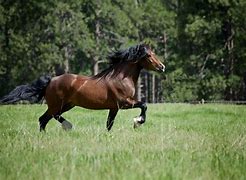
left=121, top=99, right=147, bottom=128
left=107, top=109, right=118, bottom=131
left=132, top=102, right=147, bottom=128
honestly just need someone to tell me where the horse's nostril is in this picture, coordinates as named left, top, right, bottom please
left=159, top=65, right=165, bottom=72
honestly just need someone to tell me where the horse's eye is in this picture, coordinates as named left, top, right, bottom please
left=147, top=56, right=153, bottom=62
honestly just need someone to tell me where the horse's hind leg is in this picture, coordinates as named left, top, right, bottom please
left=54, top=103, right=74, bottom=130
left=39, top=110, right=52, bottom=131
left=54, top=115, right=73, bottom=130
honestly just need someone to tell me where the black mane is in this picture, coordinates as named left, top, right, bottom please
left=108, top=44, right=148, bottom=65
left=91, top=44, right=148, bottom=80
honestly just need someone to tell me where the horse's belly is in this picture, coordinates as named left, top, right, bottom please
left=75, top=96, right=116, bottom=109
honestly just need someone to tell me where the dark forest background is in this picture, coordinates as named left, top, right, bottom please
left=0, top=0, right=246, bottom=102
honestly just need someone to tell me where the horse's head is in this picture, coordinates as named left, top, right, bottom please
left=108, top=44, right=165, bottom=73
left=138, top=44, right=165, bottom=73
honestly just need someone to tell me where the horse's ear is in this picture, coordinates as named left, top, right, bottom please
left=143, top=46, right=148, bottom=54
left=140, top=43, right=149, bottom=54
left=136, top=44, right=148, bottom=60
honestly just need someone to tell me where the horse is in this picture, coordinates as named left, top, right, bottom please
left=0, top=44, right=165, bottom=131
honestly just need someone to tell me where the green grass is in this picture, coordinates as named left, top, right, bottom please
left=0, top=104, right=245, bottom=180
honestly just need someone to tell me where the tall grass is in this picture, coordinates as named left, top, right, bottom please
left=0, top=104, right=245, bottom=180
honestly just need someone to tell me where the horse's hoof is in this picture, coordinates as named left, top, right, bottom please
left=133, top=116, right=143, bottom=129
left=133, top=121, right=141, bottom=128
left=62, top=120, right=73, bottom=130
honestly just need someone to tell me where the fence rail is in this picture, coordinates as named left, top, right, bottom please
left=163, top=100, right=246, bottom=105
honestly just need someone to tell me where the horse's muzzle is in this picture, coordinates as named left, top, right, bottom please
left=157, top=64, right=165, bottom=73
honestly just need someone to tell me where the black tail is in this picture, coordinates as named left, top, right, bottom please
left=0, top=75, right=52, bottom=104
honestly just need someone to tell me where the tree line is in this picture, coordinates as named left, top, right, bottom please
left=0, top=0, right=245, bottom=102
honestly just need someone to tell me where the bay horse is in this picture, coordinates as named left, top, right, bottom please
left=0, top=44, right=165, bottom=131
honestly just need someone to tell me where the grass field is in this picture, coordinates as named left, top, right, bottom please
left=0, top=103, right=245, bottom=180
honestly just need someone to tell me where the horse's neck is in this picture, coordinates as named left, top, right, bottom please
left=93, top=62, right=142, bottom=85
left=114, top=62, right=142, bottom=84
